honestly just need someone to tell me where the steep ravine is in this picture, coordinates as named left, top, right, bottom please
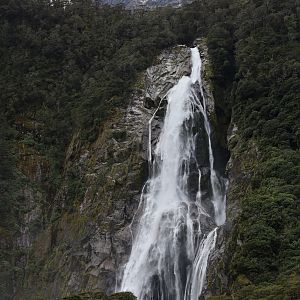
left=14, top=41, right=233, bottom=299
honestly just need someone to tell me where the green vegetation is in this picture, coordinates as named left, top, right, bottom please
left=0, top=0, right=179, bottom=191
left=0, top=1, right=206, bottom=298
left=0, top=0, right=299, bottom=299
left=0, top=0, right=207, bottom=215
left=202, top=0, right=300, bottom=298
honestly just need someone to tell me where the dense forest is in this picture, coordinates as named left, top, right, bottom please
left=0, top=0, right=299, bottom=299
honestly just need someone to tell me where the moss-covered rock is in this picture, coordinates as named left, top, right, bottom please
left=62, top=291, right=136, bottom=300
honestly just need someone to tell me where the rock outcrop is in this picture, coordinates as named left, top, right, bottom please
left=15, top=45, right=192, bottom=299
left=12, top=41, right=233, bottom=300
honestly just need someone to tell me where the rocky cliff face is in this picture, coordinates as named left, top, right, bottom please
left=12, top=41, right=236, bottom=300
left=203, top=124, right=263, bottom=300
left=14, top=45, right=193, bottom=299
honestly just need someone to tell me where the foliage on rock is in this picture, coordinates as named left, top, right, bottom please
left=0, top=0, right=299, bottom=299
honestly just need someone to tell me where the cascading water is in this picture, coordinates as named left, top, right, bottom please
left=120, top=47, right=227, bottom=300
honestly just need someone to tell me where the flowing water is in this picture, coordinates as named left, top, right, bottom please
left=120, top=47, right=227, bottom=300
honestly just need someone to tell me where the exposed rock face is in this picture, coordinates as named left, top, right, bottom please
left=12, top=41, right=234, bottom=300
left=145, top=45, right=191, bottom=105
left=204, top=122, right=261, bottom=299
left=196, top=38, right=215, bottom=118
left=15, top=45, right=192, bottom=299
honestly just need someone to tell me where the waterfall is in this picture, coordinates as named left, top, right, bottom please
left=120, top=47, right=227, bottom=300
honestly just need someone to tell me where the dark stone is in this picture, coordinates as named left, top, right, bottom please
left=112, top=129, right=127, bottom=142
left=144, top=96, right=156, bottom=109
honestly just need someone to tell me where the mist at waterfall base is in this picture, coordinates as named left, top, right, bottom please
left=120, top=47, right=227, bottom=300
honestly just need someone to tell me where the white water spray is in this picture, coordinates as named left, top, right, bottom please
left=120, top=47, right=227, bottom=300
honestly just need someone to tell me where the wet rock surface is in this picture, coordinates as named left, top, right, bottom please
left=13, top=41, right=232, bottom=299
left=16, top=45, right=193, bottom=299
left=203, top=123, right=260, bottom=298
